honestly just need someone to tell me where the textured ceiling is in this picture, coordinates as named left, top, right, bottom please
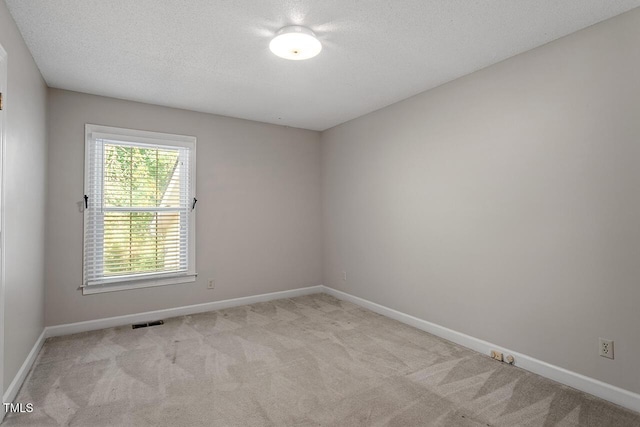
left=5, top=1, right=640, bottom=131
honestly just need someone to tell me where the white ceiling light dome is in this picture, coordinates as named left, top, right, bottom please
left=269, top=26, right=322, bottom=60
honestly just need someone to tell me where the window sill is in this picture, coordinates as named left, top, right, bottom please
left=82, top=274, right=196, bottom=295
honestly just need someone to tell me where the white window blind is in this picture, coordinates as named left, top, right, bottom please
left=84, top=125, right=196, bottom=291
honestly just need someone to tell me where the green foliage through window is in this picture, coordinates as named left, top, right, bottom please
left=102, top=144, right=183, bottom=276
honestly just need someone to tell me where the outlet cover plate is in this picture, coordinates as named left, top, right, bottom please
left=599, top=338, right=614, bottom=359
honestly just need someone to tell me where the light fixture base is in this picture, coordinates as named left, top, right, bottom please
left=269, top=25, right=322, bottom=60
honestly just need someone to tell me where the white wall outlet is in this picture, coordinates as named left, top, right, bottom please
left=599, top=338, right=614, bottom=359
left=207, top=279, right=215, bottom=290
left=342, top=271, right=347, bottom=281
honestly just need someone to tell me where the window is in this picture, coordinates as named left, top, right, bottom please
left=83, top=124, right=196, bottom=294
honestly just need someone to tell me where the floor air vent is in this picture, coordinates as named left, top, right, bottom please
left=132, top=320, right=164, bottom=329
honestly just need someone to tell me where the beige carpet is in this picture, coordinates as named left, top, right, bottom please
left=4, top=293, right=639, bottom=426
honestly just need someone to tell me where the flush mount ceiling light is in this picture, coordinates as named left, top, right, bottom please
left=269, top=26, right=322, bottom=60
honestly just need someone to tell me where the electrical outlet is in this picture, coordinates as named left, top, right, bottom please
left=490, top=350, right=503, bottom=362
left=599, top=338, right=614, bottom=359
left=207, top=279, right=215, bottom=290
left=342, top=271, right=347, bottom=281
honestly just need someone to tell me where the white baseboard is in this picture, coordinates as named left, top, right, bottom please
left=6, top=285, right=321, bottom=417
left=7, top=285, right=638, bottom=418
left=2, top=329, right=46, bottom=420
left=2, top=285, right=323, bottom=419
left=45, top=285, right=324, bottom=338
left=321, top=285, right=640, bottom=414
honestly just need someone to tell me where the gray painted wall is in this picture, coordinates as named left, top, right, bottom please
left=45, top=89, right=322, bottom=326
left=0, top=2, right=47, bottom=393
left=321, top=9, right=640, bottom=394
left=5, top=0, right=639, bottom=402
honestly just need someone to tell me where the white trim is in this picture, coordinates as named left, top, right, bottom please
left=92, top=133, right=195, bottom=150
left=82, top=274, right=196, bottom=295
left=87, top=125, right=196, bottom=146
left=321, top=286, right=640, bottom=413
left=83, top=124, right=197, bottom=291
left=2, top=330, right=45, bottom=411
left=1, top=285, right=322, bottom=421
left=48, top=285, right=324, bottom=337
left=8, top=285, right=637, bottom=417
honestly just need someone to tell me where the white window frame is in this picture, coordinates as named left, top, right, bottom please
left=83, top=124, right=197, bottom=295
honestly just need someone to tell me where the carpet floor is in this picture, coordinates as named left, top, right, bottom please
left=4, top=293, right=639, bottom=426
